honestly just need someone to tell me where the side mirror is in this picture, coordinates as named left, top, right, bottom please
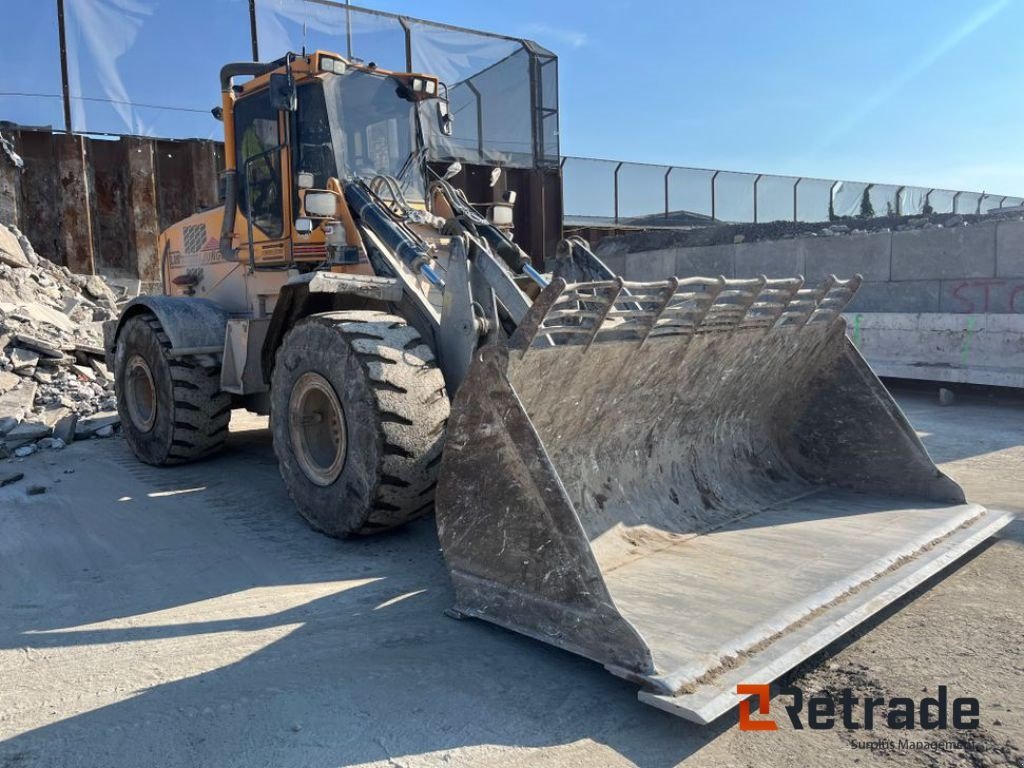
left=269, top=72, right=297, bottom=112
left=294, top=217, right=314, bottom=235
left=437, top=100, right=453, bottom=136
left=302, top=189, right=340, bottom=217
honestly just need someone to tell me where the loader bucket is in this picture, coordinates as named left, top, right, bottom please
left=435, top=275, right=1013, bottom=724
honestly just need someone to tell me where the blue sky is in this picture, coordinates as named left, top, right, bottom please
left=2, top=0, right=1022, bottom=194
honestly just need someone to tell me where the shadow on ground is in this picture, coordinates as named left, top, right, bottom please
left=3, top=385, right=1020, bottom=768
left=889, top=380, right=1024, bottom=463
left=0, top=425, right=724, bottom=768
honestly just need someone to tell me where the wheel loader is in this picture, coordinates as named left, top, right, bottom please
left=104, top=51, right=1013, bottom=724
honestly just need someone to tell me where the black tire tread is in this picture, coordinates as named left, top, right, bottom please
left=272, top=310, right=449, bottom=535
left=327, top=312, right=448, bottom=530
left=120, top=313, right=231, bottom=465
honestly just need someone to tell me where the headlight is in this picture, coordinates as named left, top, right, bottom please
left=411, top=77, right=425, bottom=92
left=424, top=79, right=437, bottom=96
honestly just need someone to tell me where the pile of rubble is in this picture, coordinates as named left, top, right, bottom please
left=0, top=223, right=132, bottom=459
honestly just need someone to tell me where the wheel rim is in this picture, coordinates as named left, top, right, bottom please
left=125, top=354, right=157, bottom=432
left=289, top=372, right=347, bottom=487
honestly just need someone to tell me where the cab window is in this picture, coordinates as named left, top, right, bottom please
left=234, top=90, right=284, bottom=238
left=295, top=82, right=339, bottom=191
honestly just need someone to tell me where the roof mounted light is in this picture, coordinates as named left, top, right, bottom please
left=320, top=56, right=347, bottom=75
left=407, top=75, right=440, bottom=100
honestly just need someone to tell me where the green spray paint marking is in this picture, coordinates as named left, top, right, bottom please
left=852, top=314, right=862, bottom=347
left=960, top=315, right=976, bottom=365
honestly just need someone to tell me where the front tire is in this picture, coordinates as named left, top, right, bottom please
left=270, top=311, right=449, bottom=536
left=114, top=313, right=231, bottom=465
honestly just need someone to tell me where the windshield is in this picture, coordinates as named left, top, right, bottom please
left=310, top=70, right=424, bottom=198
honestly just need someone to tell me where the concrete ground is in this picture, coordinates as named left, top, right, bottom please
left=0, top=383, right=1021, bottom=768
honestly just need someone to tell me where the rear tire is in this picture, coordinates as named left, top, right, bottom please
left=270, top=311, right=449, bottom=536
left=114, top=313, right=231, bottom=465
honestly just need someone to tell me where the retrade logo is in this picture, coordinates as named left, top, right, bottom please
left=737, top=684, right=980, bottom=732
left=737, top=684, right=777, bottom=731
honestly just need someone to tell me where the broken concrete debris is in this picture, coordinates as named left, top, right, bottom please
left=0, top=222, right=138, bottom=458
left=10, top=347, right=39, bottom=373
left=75, top=411, right=119, bottom=440
left=0, top=131, right=23, bottom=171
left=0, top=470, right=23, bottom=487
left=0, top=224, right=31, bottom=269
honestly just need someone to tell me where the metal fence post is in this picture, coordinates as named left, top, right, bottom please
left=952, top=191, right=962, bottom=214
left=56, top=0, right=73, bottom=132
left=793, top=178, right=802, bottom=222
left=664, top=166, right=673, bottom=220
left=895, top=186, right=905, bottom=216
left=345, top=1, right=354, bottom=59
left=248, top=0, right=260, bottom=61
left=400, top=17, right=413, bottom=71
left=710, top=170, right=720, bottom=221
left=828, top=180, right=839, bottom=220
left=753, top=174, right=762, bottom=223
left=613, top=161, right=624, bottom=224
left=465, top=82, right=484, bottom=160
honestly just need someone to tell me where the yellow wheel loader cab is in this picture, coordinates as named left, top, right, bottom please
left=104, top=51, right=1013, bottom=725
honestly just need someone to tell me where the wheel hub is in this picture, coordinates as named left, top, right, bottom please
left=289, top=372, right=347, bottom=486
left=125, top=354, right=157, bottom=432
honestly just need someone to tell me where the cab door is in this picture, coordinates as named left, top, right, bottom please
left=233, top=88, right=292, bottom=266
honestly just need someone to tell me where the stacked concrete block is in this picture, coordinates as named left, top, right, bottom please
left=890, top=224, right=996, bottom=280
left=601, top=216, right=1024, bottom=387
left=608, top=219, right=1024, bottom=317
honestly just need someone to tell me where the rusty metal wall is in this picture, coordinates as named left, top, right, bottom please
left=0, top=127, right=561, bottom=280
left=0, top=127, right=223, bottom=281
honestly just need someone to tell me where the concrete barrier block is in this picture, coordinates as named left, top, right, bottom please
left=996, top=220, right=1024, bottom=277
left=847, top=280, right=941, bottom=313
left=849, top=312, right=1024, bottom=388
left=623, top=248, right=676, bottom=281
left=890, top=224, right=996, bottom=280
left=734, top=239, right=804, bottom=278
left=939, top=277, right=1024, bottom=314
left=675, top=244, right=734, bottom=278
left=802, top=233, right=891, bottom=283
